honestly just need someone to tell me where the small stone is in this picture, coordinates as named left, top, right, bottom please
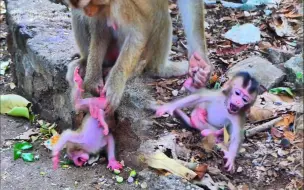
left=116, top=176, right=123, bottom=183
left=141, top=182, right=148, bottom=189
left=130, top=170, right=137, bottom=177
left=280, top=138, right=291, bottom=148
left=244, top=11, right=250, bottom=17
left=34, top=155, right=40, bottom=160
left=172, top=90, right=178, bottom=96
left=186, top=185, right=191, bottom=190
left=114, top=169, right=120, bottom=175
left=237, top=167, right=243, bottom=173
left=127, top=176, right=134, bottom=183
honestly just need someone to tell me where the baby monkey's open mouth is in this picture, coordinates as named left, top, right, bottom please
left=229, top=103, right=239, bottom=113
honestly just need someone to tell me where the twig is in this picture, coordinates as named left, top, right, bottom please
left=245, top=117, right=283, bottom=137
left=153, top=120, right=165, bottom=128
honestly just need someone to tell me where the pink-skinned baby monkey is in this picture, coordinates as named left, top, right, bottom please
left=156, top=72, right=259, bottom=171
left=52, top=67, right=122, bottom=171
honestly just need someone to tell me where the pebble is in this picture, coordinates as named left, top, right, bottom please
left=186, top=185, right=191, bottom=190
left=237, top=167, right=243, bottom=173
left=127, top=176, right=134, bottom=183
left=114, top=169, right=120, bottom=175
left=116, top=176, right=123, bottom=183
left=172, top=90, right=178, bottom=96
left=130, top=170, right=137, bottom=177
left=141, top=182, right=148, bottom=189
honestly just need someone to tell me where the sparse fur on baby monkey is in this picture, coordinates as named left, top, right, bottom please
left=156, top=72, right=259, bottom=172
left=52, top=67, right=122, bottom=171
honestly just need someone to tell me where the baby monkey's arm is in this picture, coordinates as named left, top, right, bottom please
left=156, top=94, right=207, bottom=116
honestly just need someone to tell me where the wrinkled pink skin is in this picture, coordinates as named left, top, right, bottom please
left=74, top=66, right=109, bottom=135
left=107, top=158, right=123, bottom=170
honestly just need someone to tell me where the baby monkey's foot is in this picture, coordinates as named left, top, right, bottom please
left=74, top=66, right=84, bottom=92
left=183, top=78, right=197, bottom=93
left=107, top=159, right=123, bottom=170
left=201, top=129, right=224, bottom=143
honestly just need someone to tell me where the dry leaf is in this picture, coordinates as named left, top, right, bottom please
left=248, top=106, right=274, bottom=122
left=275, top=114, right=295, bottom=129
left=14, top=128, right=40, bottom=140
left=201, top=135, right=216, bottom=153
left=271, top=127, right=283, bottom=138
left=283, top=131, right=296, bottom=141
left=145, top=151, right=197, bottom=180
left=194, top=164, right=208, bottom=179
left=209, top=74, right=219, bottom=84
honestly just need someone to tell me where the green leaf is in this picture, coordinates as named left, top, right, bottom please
left=7, top=106, right=30, bottom=119
left=13, top=142, right=32, bottom=160
left=21, top=153, right=34, bottom=162
left=14, top=149, right=22, bottom=160
left=296, top=72, right=303, bottom=79
left=60, top=160, right=74, bottom=165
left=0, top=61, right=10, bottom=75
left=14, top=142, right=33, bottom=150
left=0, top=94, right=32, bottom=120
left=269, top=87, right=294, bottom=97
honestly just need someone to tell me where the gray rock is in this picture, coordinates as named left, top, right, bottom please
left=283, top=54, right=304, bottom=89
left=226, top=56, right=286, bottom=89
left=6, top=0, right=78, bottom=128
left=267, top=48, right=294, bottom=65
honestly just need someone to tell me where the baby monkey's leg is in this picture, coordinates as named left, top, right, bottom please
left=105, top=134, right=123, bottom=170
left=174, top=109, right=223, bottom=143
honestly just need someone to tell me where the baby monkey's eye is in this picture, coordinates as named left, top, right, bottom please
left=242, top=97, right=249, bottom=103
left=235, top=89, right=241, bottom=96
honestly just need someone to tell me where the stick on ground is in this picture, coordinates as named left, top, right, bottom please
left=245, top=117, right=283, bottom=137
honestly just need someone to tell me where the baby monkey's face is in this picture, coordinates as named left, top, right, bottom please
left=67, top=149, right=89, bottom=166
left=227, top=87, right=251, bottom=114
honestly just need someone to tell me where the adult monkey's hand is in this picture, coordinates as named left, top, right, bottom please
left=188, top=52, right=213, bottom=88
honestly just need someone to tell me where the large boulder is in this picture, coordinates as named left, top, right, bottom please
left=226, top=56, right=286, bottom=89
left=5, top=0, right=78, bottom=127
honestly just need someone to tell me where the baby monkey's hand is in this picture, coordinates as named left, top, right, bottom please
left=155, top=105, right=175, bottom=117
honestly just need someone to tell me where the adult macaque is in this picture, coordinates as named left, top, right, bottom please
left=156, top=72, right=259, bottom=171
left=65, top=0, right=212, bottom=113
left=52, top=66, right=122, bottom=170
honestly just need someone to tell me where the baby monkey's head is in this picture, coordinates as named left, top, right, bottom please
left=66, top=143, right=89, bottom=167
left=223, top=72, right=259, bottom=114
left=66, top=0, right=109, bottom=17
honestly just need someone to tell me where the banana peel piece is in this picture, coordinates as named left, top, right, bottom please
left=145, top=151, right=197, bottom=181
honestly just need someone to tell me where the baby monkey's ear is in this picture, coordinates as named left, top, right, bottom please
left=221, top=79, right=232, bottom=95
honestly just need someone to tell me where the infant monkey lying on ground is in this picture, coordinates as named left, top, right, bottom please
left=52, top=67, right=122, bottom=170
left=156, top=72, right=259, bottom=171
